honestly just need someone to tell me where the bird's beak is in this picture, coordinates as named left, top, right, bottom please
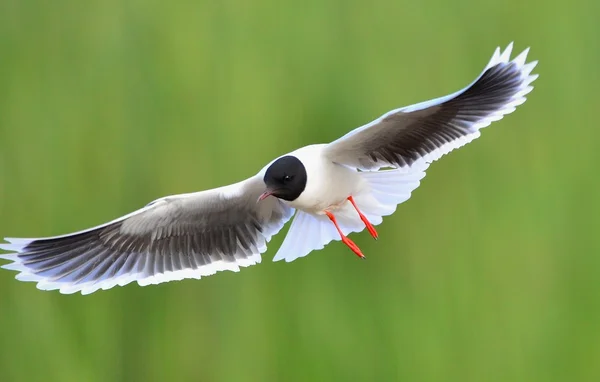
left=258, top=190, right=274, bottom=202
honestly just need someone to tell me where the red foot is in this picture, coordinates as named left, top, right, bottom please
left=347, top=196, right=378, bottom=240
left=325, top=211, right=365, bottom=259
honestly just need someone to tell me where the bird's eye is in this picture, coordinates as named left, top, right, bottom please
left=283, top=175, right=293, bottom=182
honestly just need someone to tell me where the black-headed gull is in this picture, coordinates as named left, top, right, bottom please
left=0, top=43, right=538, bottom=295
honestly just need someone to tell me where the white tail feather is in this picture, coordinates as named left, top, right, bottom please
left=272, top=162, right=428, bottom=262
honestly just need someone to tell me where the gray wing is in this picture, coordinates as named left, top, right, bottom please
left=324, top=43, right=538, bottom=170
left=0, top=176, right=294, bottom=295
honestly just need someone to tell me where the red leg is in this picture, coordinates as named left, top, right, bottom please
left=325, top=211, right=365, bottom=259
left=347, top=196, right=378, bottom=240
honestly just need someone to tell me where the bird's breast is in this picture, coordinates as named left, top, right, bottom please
left=285, top=146, right=365, bottom=213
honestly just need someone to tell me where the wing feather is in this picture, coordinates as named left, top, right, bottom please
left=0, top=176, right=294, bottom=294
left=324, top=43, right=538, bottom=170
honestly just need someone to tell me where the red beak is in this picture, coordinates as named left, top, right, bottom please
left=258, top=190, right=274, bottom=201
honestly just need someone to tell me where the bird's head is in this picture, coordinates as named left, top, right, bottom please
left=259, top=155, right=307, bottom=202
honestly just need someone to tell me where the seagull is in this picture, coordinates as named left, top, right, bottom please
left=0, top=43, right=538, bottom=295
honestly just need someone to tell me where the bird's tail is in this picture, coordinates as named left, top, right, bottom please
left=272, top=161, right=428, bottom=263
left=354, top=161, right=429, bottom=222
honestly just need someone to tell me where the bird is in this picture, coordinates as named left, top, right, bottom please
left=0, top=43, right=538, bottom=295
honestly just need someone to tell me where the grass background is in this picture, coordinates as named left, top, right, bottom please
left=0, top=0, right=598, bottom=381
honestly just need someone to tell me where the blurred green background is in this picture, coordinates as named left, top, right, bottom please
left=0, top=0, right=597, bottom=381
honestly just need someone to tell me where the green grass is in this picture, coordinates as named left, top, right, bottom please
left=0, top=0, right=598, bottom=381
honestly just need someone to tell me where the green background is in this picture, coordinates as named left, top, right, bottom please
left=0, top=1, right=597, bottom=381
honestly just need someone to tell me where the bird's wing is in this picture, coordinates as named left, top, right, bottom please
left=0, top=176, right=295, bottom=295
left=323, top=43, right=538, bottom=170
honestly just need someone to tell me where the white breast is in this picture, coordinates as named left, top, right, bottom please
left=284, top=144, right=366, bottom=214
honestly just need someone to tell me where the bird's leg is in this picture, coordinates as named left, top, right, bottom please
left=324, top=211, right=365, bottom=259
left=347, top=196, right=378, bottom=240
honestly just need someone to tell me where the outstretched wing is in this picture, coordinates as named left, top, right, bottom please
left=0, top=176, right=294, bottom=295
left=324, top=43, right=538, bottom=170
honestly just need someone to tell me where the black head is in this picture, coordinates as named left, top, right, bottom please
left=262, top=156, right=307, bottom=201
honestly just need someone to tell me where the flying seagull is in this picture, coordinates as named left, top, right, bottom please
left=0, top=43, right=538, bottom=295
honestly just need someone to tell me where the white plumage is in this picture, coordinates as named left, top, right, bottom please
left=0, top=43, right=538, bottom=294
